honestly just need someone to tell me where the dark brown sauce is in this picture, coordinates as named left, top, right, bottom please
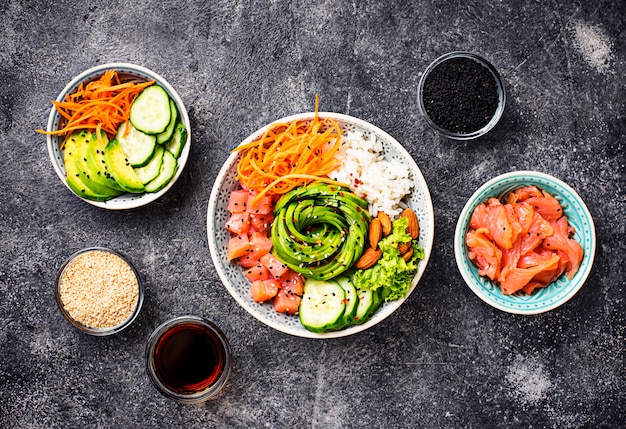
left=152, top=323, right=226, bottom=394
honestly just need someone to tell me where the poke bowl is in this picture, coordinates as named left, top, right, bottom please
left=43, top=63, right=191, bottom=210
left=207, top=111, right=435, bottom=338
left=454, top=171, right=596, bottom=314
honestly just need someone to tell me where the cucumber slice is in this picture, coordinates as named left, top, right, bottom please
left=353, top=288, right=376, bottom=325
left=115, top=121, right=156, bottom=167
left=104, top=139, right=145, bottom=193
left=129, top=85, right=171, bottom=134
left=335, top=276, right=359, bottom=329
left=156, top=99, right=178, bottom=144
left=134, top=145, right=164, bottom=184
left=164, top=122, right=187, bottom=158
left=144, top=150, right=177, bottom=193
left=299, top=278, right=346, bottom=333
left=63, top=131, right=114, bottom=201
left=86, top=131, right=124, bottom=191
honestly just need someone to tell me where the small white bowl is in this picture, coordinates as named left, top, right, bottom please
left=45, top=63, right=191, bottom=210
left=454, top=171, right=596, bottom=314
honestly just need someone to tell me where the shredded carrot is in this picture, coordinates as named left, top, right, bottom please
left=36, top=70, right=155, bottom=148
left=233, top=96, right=348, bottom=203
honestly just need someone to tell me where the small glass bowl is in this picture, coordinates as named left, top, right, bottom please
left=417, top=51, right=506, bottom=140
left=55, top=247, right=144, bottom=336
left=146, top=316, right=232, bottom=404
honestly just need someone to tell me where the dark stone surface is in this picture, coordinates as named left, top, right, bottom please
left=1, top=1, right=624, bottom=428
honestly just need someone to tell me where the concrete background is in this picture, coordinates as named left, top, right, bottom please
left=1, top=0, right=624, bottom=427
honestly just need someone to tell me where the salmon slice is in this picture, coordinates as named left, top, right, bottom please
left=520, top=212, right=554, bottom=256
left=543, top=217, right=583, bottom=279
left=466, top=227, right=502, bottom=281
left=525, top=189, right=563, bottom=222
left=470, top=198, right=517, bottom=250
left=506, top=186, right=543, bottom=205
left=466, top=185, right=583, bottom=296
left=498, top=239, right=520, bottom=284
left=499, top=253, right=560, bottom=295
left=515, top=202, right=534, bottom=234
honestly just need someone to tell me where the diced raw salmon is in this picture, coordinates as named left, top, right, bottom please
left=226, top=212, right=251, bottom=236
left=250, top=279, right=280, bottom=303
left=249, top=212, right=274, bottom=233
left=243, top=264, right=271, bottom=282
left=248, top=231, right=273, bottom=261
left=228, top=189, right=250, bottom=213
left=260, top=252, right=289, bottom=278
left=227, top=234, right=250, bottom=260
left=278, top=269, right=304, bottom=296
left=273, top=290, right=301, bottom=315
left=247, top=192, right=274, bottom=215
left=238, top=254, right=262, bottom=268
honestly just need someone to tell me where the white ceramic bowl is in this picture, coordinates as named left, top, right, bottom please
left=454, top=171, right=596, bottom=314
left=45, top=63, right=191, bottom=209
left=207, top=112, right=435, bottom=338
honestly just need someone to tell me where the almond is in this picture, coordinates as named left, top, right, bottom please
left=401, top=247, right=414, bottom=262
left=397, top=241, right=412, bottom=255
left=377, top=212, right=392, bottom=236
left=401, top=208, right=419, bottom=239
left=368, top=218, right=383, bottom=249
left=355, top=247, right=382, bottom=270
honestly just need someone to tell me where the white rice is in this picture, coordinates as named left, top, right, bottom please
left=328, top=131, right=413, bottom=219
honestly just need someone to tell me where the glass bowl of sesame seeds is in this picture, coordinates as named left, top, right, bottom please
left=417, top=51, right=506, bottom=140
left=55, top=247, right=144, bottom=336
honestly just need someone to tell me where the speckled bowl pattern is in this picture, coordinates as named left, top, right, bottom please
left=207, top=112, right=435, bottom=338
left=55, top=247, right=144, bottom=335
left=417, top=51, right=506, bottom=140
left=46, top=63, right=191, bottom=210
left=454, top=171, right=596, bottom=314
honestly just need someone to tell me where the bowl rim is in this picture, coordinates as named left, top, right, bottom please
left=454, top=170, right=596, bottom=314
left=45, top=62, right=191, bottom=210
left=55, top=246, right=144, bottom=335
left=207, top=111, right=435, bottom=338
left=417, top=51, right=506, bottom=140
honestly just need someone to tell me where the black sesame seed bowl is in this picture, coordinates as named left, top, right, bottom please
left=417, top=52, right=506, bottom=140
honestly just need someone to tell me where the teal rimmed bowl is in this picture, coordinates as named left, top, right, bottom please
left=454, top=171, right=596, bottom=314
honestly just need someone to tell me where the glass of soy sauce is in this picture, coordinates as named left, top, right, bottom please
left=146, top=316, right=232, bottom=403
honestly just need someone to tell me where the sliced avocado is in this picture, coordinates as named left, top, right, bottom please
left=63, top=131, right=115, bottom=202
left=86, top=130, right=125, bottom=191
left=104, top=139, right=145, bottom=193
left=75, top=132, right=123, bottom=197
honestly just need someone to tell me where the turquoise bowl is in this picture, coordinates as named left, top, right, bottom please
left=454, top=171, right=596, bottom=314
